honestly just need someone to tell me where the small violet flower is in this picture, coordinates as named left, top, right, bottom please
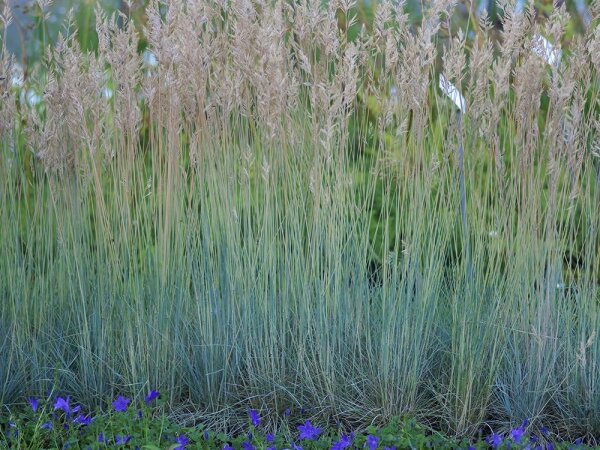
left=175, top=435, right=190, bottom=449
left=7, top=422, right=18, bottom=439
left=112, top=396, right=130, bottom=413
left=242, top=441, right=256, bottom=450
left=54, top=396, right=70, bottom=414
left=41, top=422, right=53, bottom=430
left=510, top=420, right=528, bottom=444
left=366, top=435, right=380, bottom=450
left=298, top=420, right=322, bottom=441
left=487, top=433, right=503, bottom=449
left=510, top=427, right=524, bottom=443
left=248, top=409, right=261, bottom=427
left=72, top=414, right=92, bottom=426
left=28, top=398, right=39, bottom=413
left=266, top=434, right=275, bottom=443
left=145, top=390, right=159, bottom=405
left=115, top=435, right=132, bottom=445
left=332, top=434, right=352, bottom=450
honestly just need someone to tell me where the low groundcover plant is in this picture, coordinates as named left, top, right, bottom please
left=0, top=393, right=592, bottom=449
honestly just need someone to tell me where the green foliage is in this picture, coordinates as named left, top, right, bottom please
left=2, top=405, right=597, bottom=450
left=1, top=404, right=587, bottom=450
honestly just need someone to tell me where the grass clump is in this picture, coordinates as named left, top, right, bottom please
left=0, top=0, right=599, bottom=444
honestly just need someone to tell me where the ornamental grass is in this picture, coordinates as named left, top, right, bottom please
left=0, top=0, right=599, bottom=443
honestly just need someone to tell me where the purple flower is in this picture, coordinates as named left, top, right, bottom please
left=510, top=427, right=524, bottom=444
left=267, top=434, right=275, bottom=443
left=204, top=430, right=210, bottom=440
left=292, top=444, right=303, bottom=450
left=112, top=396, right=130, bottom=413
left=298, top=421, right=322, bottom=441
left=145, top=390, right=159, bottom=405
left=7, top=422, right=18, bottom=439
left=332, top=434, right=352, bottom=450
left=511, top=421, right=528, bottom=444
left=72, top=414, right=92, bottom=426
left=138, top=410, right=143, bottom=419
left=383, top=447, right=396, bottom=450
left=115, top=435, right=132, bottom=445
left=223, top=445, right=234, bottom=450
left=248, top=409, right=261, bottom=427
left=284, top=408, right=291, bottom=418
left=54, top=396, right=70, bottom=414
left=487, top=433, right=503, bottom=449
left=365, top=435, right=380, bottom=450
left=175, top=435, right=190, bottom=449
left=242, top=441, right=256, bottom=450
left=98, top=433, right=105, bottom=443
left=540, top=426, right=549, bottom=436
left=28, top=398, right=39, bottom=413
left=41, top=422, right=53, bottom=430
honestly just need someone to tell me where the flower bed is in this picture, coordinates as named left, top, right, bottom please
left=0, top=393, right=593, bottom=449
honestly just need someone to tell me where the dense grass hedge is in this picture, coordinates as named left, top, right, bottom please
left=1, top=0, right=599, bottom=444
